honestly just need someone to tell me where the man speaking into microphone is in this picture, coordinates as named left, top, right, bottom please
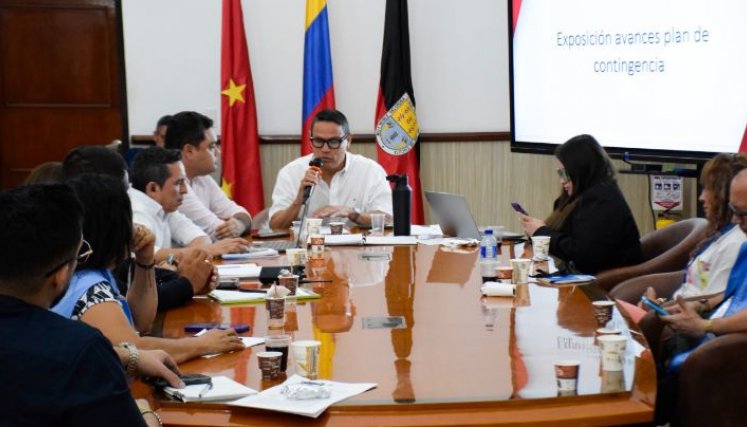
left=269, top=109, right=392, bottom=230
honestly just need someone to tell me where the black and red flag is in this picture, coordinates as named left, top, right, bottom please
left=374, top=0, right=424, bottom=225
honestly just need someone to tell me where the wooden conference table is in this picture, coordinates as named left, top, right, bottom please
left=143, top=242, right=655, bottom=426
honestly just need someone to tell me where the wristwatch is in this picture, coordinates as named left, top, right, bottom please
left=348, top=207, right=362, bottom=223
left=120, top=342, right=139, bottom=377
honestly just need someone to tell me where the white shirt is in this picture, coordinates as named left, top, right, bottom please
left=269, top=153, right=393, bottom=221
left=675, top=225, right=747, bottom=298
left=176, top=162, right=249, bottom=241
left=128, top=187, right=207, bottom=251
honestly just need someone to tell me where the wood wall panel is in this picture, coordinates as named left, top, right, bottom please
left=1, top=7, right=111, bottom=106
left=0, top=0, right=122, bottom=188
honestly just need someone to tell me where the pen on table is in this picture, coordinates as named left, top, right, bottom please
left=238, top=288, right=268, bottom=293
left=198, top=381, right=213, bottom=398
left=300, top=279, right=332, bottom=283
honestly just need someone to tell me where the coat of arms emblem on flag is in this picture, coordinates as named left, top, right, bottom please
left=375, top=93, right=419, bottom=156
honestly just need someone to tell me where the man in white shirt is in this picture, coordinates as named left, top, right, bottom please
left=129, top=147, right=248, bottom=262
left=164, top=111, right=252, bottom=240
left=269, top=109, right=392, bottom=231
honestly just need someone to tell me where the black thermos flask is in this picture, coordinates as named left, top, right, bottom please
left=386, top=174, right=411, bottom=236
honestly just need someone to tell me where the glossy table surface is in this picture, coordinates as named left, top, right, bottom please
left=145, top=243, right=655, bottom=426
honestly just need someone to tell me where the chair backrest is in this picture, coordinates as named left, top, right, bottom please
left=677, top=332, right=747, bottom=426
left=593, top=217, right=709, bottom=292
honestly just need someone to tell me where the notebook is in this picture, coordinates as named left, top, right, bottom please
left=163, top=376, right=257, bottom=403
left=208, top=287, right=320, bottom=304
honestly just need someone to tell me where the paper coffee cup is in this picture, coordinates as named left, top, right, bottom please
left=531, top=236, right=551, bottom=260
left=554, top=360, right=580, bottom=391
left=592, top=300, right=615, bottom=326
left=257, top=351, right=283, bottom=380
left=598, top=335, right=627, bottom=371
left=291, top=340, right=321, bottom=379
left=511, top=258, right=531, bottom=284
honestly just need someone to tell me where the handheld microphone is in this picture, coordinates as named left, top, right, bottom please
left=302, top=158, right=324, bottom=203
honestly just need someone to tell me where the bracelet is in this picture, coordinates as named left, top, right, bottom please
left=120, top=342, right=139, bottom=377
left=134, top=259, right=156, bottom=270
left=704, top=319, right=714, bottom=334
left=140, top=410, right=162, bottom=427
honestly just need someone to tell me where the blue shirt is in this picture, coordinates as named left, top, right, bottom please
left=0, top=295, right=145, bottom=426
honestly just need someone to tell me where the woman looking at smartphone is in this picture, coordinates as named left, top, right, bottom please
left=519, top=134, right=642, bottom=274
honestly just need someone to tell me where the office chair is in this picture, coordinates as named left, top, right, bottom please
left=593, top=218, right=709, bottom=293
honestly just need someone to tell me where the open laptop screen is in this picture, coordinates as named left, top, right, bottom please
left=424, top=191, right=481, bottom=240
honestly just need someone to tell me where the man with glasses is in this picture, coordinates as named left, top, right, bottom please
left=0, top=184, right=178, bottom=426
left=269, top=109, right=393, bottom=230
left=165, top=111, right=252, bottom=240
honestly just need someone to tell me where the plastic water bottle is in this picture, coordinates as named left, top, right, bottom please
left=480, top=229, right=498, bottom=260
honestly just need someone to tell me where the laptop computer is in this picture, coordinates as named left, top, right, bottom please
left=424, top=191, right=482, bottom=239
left=251, top=239, right=298, bottom=253
left=425, top=191, right=525, bottom=241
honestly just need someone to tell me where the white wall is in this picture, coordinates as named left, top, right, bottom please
left=121, top=0, right=509, bottom=136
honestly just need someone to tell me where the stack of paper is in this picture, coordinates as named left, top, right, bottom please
left=321, top=234, right=418, bottom=246
left=222, top=248, right=279, bottom=260
left=216, top=263, right=262, bottom=279
left=229, top=375, right=377, bottom=418
left=410, top=224, right=444, bottom=237
left=164, top=376, right=257, bottom=403
left=323, top=234, right=365, bottom=246
left=481, top=282, right=516, bottom=297
left=208, top=287, right=320, bottom=304
left=365, top=235, right=418, bottom=245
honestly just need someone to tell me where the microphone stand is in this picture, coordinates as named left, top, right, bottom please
left=291, top=192, right=314, bottom=277
left=295, top=199, right=312, bottom=249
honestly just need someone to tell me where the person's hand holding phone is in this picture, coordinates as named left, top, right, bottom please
left=512, top=202, right=546, bottom=236
left=660, top=296, right=711, bottom=338
left=138, top=349, right=184, bottom=388
left=641, top=296, right=669, bottom=316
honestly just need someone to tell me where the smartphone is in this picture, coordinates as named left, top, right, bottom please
left=184, top=323, right=251, bottom=333
left=511, top=201, right=529, bottom=215
left=147, top=373, right=212, bottom=389
left=641, top=296, right=669, bottom=316
left=216, top=278, right=239, bottom=290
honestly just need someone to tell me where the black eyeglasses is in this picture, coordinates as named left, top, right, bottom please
left=310, top=135, right=347, bottom=149
left=729, top=203, right=747, bottom=219
left=556, top=168, right=570, bottom=182
left=44, top=239, right=94, bottom=277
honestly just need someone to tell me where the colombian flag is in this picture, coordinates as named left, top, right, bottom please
left=301, top=0, right=336, bottom=155
left=220, top=0, right=264, bottom=215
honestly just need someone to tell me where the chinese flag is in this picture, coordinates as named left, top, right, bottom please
left=220, top=0, right=264, bottom=215
left=301, top=0, right=336, bottom=155
left=375, top=0, right=424, bottom=224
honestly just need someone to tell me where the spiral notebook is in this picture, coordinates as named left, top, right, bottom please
left=163, top=376, right=257, bottom=403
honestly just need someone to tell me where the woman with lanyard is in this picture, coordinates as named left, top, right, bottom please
left=648, top=163, right=747, bottom=425
left=641, top=153, right=747, bottom=307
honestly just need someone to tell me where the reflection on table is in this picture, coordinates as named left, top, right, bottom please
left=149, top=243, right=655, bottom=426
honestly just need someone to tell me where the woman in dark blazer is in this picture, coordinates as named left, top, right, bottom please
left=520, top=134, right=642, bottom=274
